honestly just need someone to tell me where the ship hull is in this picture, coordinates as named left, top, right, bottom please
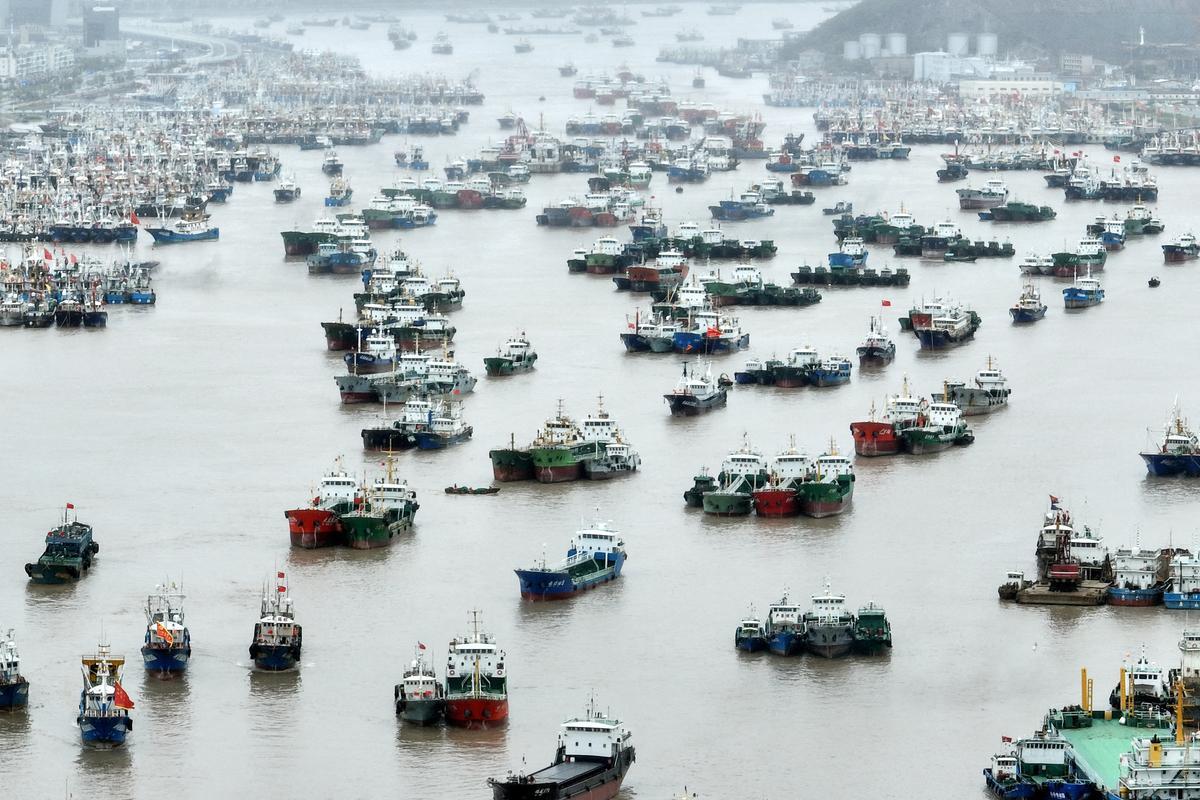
left=800, top=496, right=852, bottom=518
left=1106, top=587, right=1163, bottom=606
left=446, top=697, right=508, bottom=728
left=490, top=752, right=632, bottom=800
left=398, top=697, right=444, bottom=725
left=251, top=644, right=300, bottom=671
left=735, top=636, right=767, bottom=653
left=1009, top=307, right=1046, bottom=323
left=78, top=714, right=130, bottom=745
left=850, top=421, right=901, bottom=456
left=342, top=515, right=409, bottom=549
left=141, top=644, right=191, bottom=673
left=490, top=449, right=534, bottom=481
left=25, top=561, right=85, bottom=584
left=1141, top=452, right=1200, bottom=477
left=664, top=392, right=726, bottom=415
left=753, top=488, right=800, bottom=517
left=1164, top=592, right=1200, bottom=609
left=767, top=631, right=803, bottom=656
left=702, top=492, right=753, bottom=516
left=535, top=463, right=582, bottom=483
left=0, top=680, right=29, bottom=708
left=516, top=561, right=623, bottom=600
left=286, top=508, right=345, bottom=548
left=982, top=769, right=1039, bottom=799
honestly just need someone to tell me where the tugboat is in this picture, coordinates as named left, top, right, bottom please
left=855, top=316, right=895, bottom=364
left=0, top=629, right=29, bottom=708
left=1009, top=282, right=1047, bottom=322
left=248, top=572, right=302, bottom=671
left=394, top=644, right=445, bottom=725
left=803, top=582, right=856, bottom=658
left=763, top=594, right=806, bottom=656
left=445, top=611, right=508, bottom=728
left=78, top=643, right=133, bottom=745
left=273, top=176, right=301, bottom=202
left=484, top=334, right=538, bottom=376
left=285, top=459, right=357, bottom=548
left=340, top=458, right=419, bottom=548
left=797, top=447, right=855, bottom=518
left=1062, top=272, right=1104, bottom=309
left=140, top=583, right=191, bottom=674
left=487, top=700, right=634, bottom=798
left=514, top=519, right=626, bottom=600
left=1141, top=401, right=1200, bottom=476
left=663, top=360, right=727, bottom=415
left=734, top=607, right=767, bottom=652
left=25, top=504, right=99, bottom=583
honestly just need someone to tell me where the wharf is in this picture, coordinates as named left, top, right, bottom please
left=1015, top=580, right=1109, bottom=605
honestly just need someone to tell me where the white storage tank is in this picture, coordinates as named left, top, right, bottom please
left=885, top=32, right=907, bottom=56
left=947, top=32, right=969, bottom=57
left=858, top=33, right=881, bottom=59
left=843, top=40, right=861, bottom=61
left=977, top=33, right=998, bottom=57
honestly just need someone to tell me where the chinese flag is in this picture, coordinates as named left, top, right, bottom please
left=277, top=585, right=287, bottom=592
left=66, top=502, right=75, bottom=509
left=113, top=681, right=134, bottom=710
left=1113, top=155, right=1121, bottom=163
left=130, top=211, right=140, bottom=225
left=155, top=622, right=174, bottom=647
left=277, top=571, right=285, bottom=579
left=43, top=248, right=52, bottom=261
left=881, top=299, right=892, bottom=307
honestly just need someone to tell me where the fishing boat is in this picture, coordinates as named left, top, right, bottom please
left=798, top=448, right=855, bottom=518
left=444, top=485, right=500, bottom=495
left=1062, top=273, right=1104, bottom=309
left=145, top=210, right=219, bottom=243
left=1140, top=402, right=1200, bottom=477
left=853, top=603, right=892, bottom=654
left=909, top=299, right=981, bottom=349
left=807, top=355, right=853, bottom=388
left=849, top=379, right=928, bottom=456
left=734, top=608, right=767, bottom=652
left=340, top=458, right=419, bottom=548
left=273, top=176, right=301, bottom=202
left=0, top=629, right=29, bottom=709
left=663, top=360, right=727, bottom=415
left=484, top=335, right=538, bottom=376
left=803, top=582, right=856, bottom=658
left=394, top=644, right=445, bottom=725
left=982, top=745, right=1039, bottom=799
left=487, top=700, right=634, bottom=798
left=1009, top=283, right=1047, bottom=322
left=140, top=582, right=191, bottom=674
left=325, top=177, right=353, bottom=207
left=514, top=519, right=626, bottom=600
left=445, top=611, right=508, bottom=728
left=25, top=504, right=99, bottom=583
left=856, top=316, right=895, bottom=364
left=321, top=150, right=344, bottom=176
left=285, top=459, right=357, bottom=548
left=248, top=572, right=302, bottom=671
left=78, top=643, right=133, bottom=745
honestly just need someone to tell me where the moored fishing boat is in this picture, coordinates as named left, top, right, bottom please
left=0, top=629, right=29, bottom=709
left=663, top=360, right=727, bottom=415
left=529, top=402, right=597, bottom=483
left=763, top=595, right=806, bottom=655
left=414, top=401, right=473, bottom=450
left=1140, top=402, right=1200, bottom=477
left=853, top=603, right=892, bottom=654
left=487, top=701, right=633, bottom=798
left=1062, top=273, right=1104, bottom=309
left=956, top=178, right=1009, bottom=210
left=734, top=609, right=767, bottom=652
left=1162, top=232, right=1200, bottom=263
left=25, top=505, right=98, bottom=584
left=285, top=459, right=357, bottom=548
left=273, top=176, right=301, bottom=202
left=484, top=334, right=538, bottom=375
left=856, top=315, right=895, bottom=364
left=78, top=643, right=133, bottom=745
left=140, top=582, right=191, bottom=674
left=1009, top=282, right=1047, bottom=322
left=909, top=298, right=981, bottom=349
left=145, top=210, right=219, bottom=244
left=394, top=644, right=445, bottom=725
left=700, top=442, right=769, bottom=515
left=807, top=355, right=853, bottom=388
left=446, top=611, right=507, bottom=728
left=514, top=519, right=626, bottom=600
left=248, top=573, right=302, bottom=671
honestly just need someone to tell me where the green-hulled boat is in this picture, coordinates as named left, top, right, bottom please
left=852, top=602, right=892, bottom=654
left=483, top=335, right=538, bottom=376
left=490, top=441, right=534, bottom=482
left=340, top=462, right=419, bottom=549
left=795, top=450, right=855, bottom=518
left=702, top=483, right=755, bottom=516
left=900, top=400, right=974, bottom=454
left=683, top=469, right=717, bottom=507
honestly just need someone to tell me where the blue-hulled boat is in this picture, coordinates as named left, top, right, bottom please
left=1009, top=283, right=1047, bottom=323
left=140, top=583, right=191, bottom=674
left=206, top=181, right=232, bottom=203
left=981, top=748, right=1038, bottom=799
left=78, top=644, right=133, bottom=746
left=1140, top=403, right=1200, bottom=477
left=808, top=355, right=853, bottom=387
left=414, top=403, right=473, bottom=450
left=828, top=236, right=868, bottom=267
left=733, top=611, right=767, bottom=652
left=1164, top=552, right=1200, bottom=609
left=672, top=311, right=749, bottom=354
left=145, top=212, right=219, bottom=244
left=514, top=520, right=626, bottom=600
left=1062, top=274, right=1103, bottom=309
left=764, top=595, right=805, bottom=656
left=324, top=177, right=353, bottom=207
left=0, top=629, right=29, bottom=709
left=248, top=574, right=302, bottom=671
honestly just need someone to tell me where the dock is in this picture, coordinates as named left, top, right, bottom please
left=1015, top=580, right=1110, bottom=605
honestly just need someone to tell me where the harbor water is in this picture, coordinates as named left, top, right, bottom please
left=1, top=4, right=1199, bottom=798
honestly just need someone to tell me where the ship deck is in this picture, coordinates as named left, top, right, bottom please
left=530, top=759, right=603, bottom=784
left=1059, top=718, right=1141, bottom=792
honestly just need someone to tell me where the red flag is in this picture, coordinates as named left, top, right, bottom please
left=113, top=681, right=134, bottom=710
left=69, top=254, right=77, bottom=264
left=66, top=502, right=75, bottom=509
left=277, top=585, right=287, bottom=592
left=1113, top=155, right=1121, bottom=163
left=881, top=299, right=892, bottom=307
left=130, top=211, right=140, bottom=225
left=1001, top=735, right=1013, bottom=743
left=418, top=642, right=427, bottom=650
left=277, top=571, right=285, bottom=579
left=43, top=248, right=52, bottom=261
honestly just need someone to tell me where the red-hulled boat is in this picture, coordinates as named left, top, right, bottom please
left=753, top=486, right=799, bottom=516
left=445, top=612, right=508, bottom=729
left=752, top=441, right=811, bottom=517
left=284, top=461, right=357, bottom=548
left=849, top=381, right=929, bottom=456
